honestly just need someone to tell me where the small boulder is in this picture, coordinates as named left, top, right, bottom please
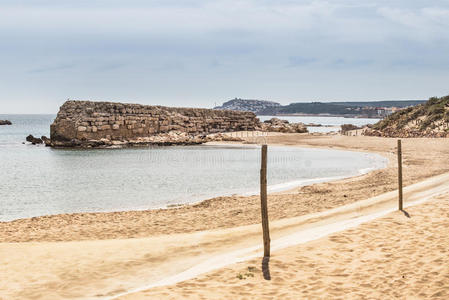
left=0, top=120, right=12, bottom=125
left=26, top=134, right=43, bottom=145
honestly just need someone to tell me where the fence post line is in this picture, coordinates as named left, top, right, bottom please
left=260, top=145, right=270, bottom=257
left=397, top=139, right=403, bottom=211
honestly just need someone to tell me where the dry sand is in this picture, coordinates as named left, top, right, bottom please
left=127, top=192, right=449, bottom=299
left=2, top=135, right=449, bottom=299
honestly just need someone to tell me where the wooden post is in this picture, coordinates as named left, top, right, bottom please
left=397, top=139, right=403, bottom=210
left=260, top=145, right=270, bottom=257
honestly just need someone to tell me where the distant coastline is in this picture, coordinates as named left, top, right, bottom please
left=258, top=113, right=383, bottom=119
left=216, top=98, right=426, bottom=118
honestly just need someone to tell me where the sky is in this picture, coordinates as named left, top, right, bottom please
left=1, top=0, right=449, bottom=113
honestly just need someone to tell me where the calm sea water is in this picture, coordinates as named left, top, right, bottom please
left=258, top=115, right=381, bottom=133
left=0, top=114, right=387, bottom=221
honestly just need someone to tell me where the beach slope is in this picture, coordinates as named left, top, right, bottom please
left=121, top=192, right=449, bottom=299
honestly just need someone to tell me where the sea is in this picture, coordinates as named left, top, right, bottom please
left=0, top=114, right=387, bottom=221
left=258, top=115, right=381, bottom=133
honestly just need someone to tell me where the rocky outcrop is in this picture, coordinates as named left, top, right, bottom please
left=41, top=136, right=51, bottom=145
left=364, top=95, right=449, bottom=138
left=0, top=120, right=12, bottom=125
left=26, top=135, right=43, bottom=145
left=49, top=100, right=259, bottom=148
left=260, top=118, right=308, bottom=133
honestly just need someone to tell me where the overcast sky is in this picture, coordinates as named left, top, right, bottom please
left=1, top=0, right=449, bottom=113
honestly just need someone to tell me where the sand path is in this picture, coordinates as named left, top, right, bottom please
left=2, top=171, right=449, bottom=299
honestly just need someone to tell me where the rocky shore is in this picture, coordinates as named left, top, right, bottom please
left=260, top=117, right=308, bottom=133
left=49, top=132, right=244, bottom=148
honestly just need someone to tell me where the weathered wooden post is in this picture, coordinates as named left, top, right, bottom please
left=397, top=139, right=403, bottom=210
left=260, top=145, right=270, bottom=257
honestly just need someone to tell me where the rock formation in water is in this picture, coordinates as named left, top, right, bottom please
left=364, top=95, right=449, bottom=138
left=0, top=120, right=12, bottom=125
left=26, top=135, right=43, bottom=145
left=260, top=118, right=308, bottom=133
left=49, top=100, right=260, bottom=148
left=41, top=136, right=51, bottom=145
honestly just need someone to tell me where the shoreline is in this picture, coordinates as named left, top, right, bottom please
left=3, top=135, right=449, bottom=243
left=258, top=113, right=382, bottom=119
left=1, top=136, right=449, bottom=240
left=0, top=142, right=388, bottom=223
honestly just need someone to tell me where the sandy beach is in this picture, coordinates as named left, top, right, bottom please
left=2, top=134, right=449, bottom=299
left=125, top=192, right=449, bottom=299
left=4, top=0, right=449, bottom=298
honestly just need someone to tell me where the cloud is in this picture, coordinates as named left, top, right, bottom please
left=287, top=57, right=317, bottom=67
left=1, top=0, right=449, bottom=113
left=377, top=6, right=449, bottom=40
left=93, top=62, right=126, bottom=72
left=29, top=63, right=76, bottom=73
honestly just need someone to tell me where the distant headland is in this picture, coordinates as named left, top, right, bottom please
left=214, top=98, right=426, bottom=118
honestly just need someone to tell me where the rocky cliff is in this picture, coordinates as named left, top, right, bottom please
left=49, top=100, right=259, bottom=147
left=364, top=95, right=449, bottom=138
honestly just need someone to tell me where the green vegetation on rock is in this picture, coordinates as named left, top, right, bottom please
left=366, top=95, right=449, bottom=138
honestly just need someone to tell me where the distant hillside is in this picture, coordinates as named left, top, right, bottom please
left=279, top=102, right=351, bottom=115
left=214, top=98, right=281, bottom=114
left=330, top=100, right=425, bottom=107
left=278, top=100, right=425, bottom=117
left=214, top=98, right=425, bottom=117
left=364, top=95, right=449, bottom=138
